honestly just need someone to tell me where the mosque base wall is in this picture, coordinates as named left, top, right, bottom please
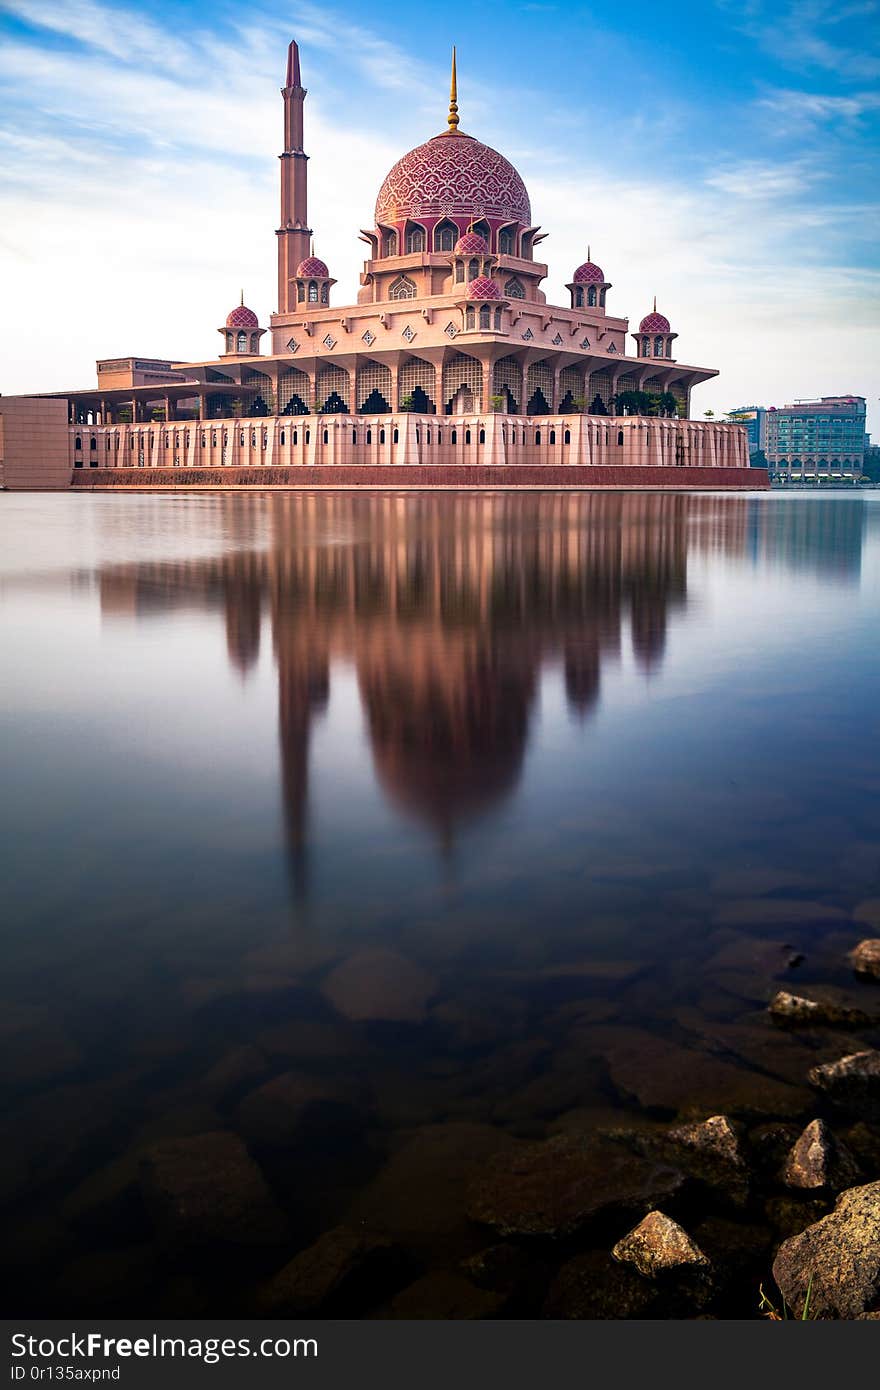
left=69, top=464, right=766, bottom=490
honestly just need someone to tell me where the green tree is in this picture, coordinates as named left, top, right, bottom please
left=399, top=393, right=415, bottom=413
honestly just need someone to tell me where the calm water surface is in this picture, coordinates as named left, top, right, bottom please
left=1, top=489, right=879, bottom=1316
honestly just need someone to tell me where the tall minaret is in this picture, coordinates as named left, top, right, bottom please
left=276, top=40, right=312, bottom=314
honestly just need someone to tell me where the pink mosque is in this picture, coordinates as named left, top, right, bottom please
left=0, top=42, right=764, bottom=491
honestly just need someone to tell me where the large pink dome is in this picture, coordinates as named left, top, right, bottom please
left=639, top=310, right=671, bottom=333
left=226, top=304, right=258, bottom=328
left=467, top=276, right=501, bottom=300
left=375, top=132, right=531, bottom=226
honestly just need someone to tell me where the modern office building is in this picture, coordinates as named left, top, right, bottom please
left=764, top=397, right=866, bottom=484
left=726, top=407, right=767, bottom=462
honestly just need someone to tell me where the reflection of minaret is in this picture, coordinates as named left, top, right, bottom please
left=277, top=647, right=328, bottom=903
left=223, top=570, right=262, bottom=674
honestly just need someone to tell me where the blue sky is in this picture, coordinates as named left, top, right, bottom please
left=1, top=0, right=878, bottom=429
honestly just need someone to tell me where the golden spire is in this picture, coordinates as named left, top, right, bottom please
left=446, top=46, right=459, bottom=132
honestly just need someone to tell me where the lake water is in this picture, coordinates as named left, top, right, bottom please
left=2, top=489, right=879, bottom=1317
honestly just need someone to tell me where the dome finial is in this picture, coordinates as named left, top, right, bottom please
left=587, top=245, right=591, bottom=261
left=240, top=288, right=244, bottom=306
left=653, top=294, right=657, bottom=312
left=446, top=46, right=460, bottom=132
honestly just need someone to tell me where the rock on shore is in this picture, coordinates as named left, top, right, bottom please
left=772, top=1180, right=880, bottom=1318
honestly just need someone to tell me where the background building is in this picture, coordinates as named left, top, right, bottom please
left=764, top=396, right=866, bottom=485
left=726, top=406, right=766, bottom=464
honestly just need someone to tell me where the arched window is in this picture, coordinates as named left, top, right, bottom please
left=504, top=277, right=525, bottom=300
left=308, top=281, right=319, bottom=303
left=75, top=436, right=82, bottom=450
left=366, top=428, right=372, bottom=443
left=389, top=275, right=416, bottom=301
left=352, top=428, right=357, bottom=444
left=465, top=306, right=476, bottom=329
left=479, top=428, right=485, bottom=444
left=451, top=428, right=457, bottom=444
left=641, top=336, right=649, bottom=356
left=297, top=283, right=305, bottom=302
left=226, top=333, right=234, bottom=351
left=293, top=430, right=298, bottom=445
left=391, top=427, right=398, bottom=443
left=239, top=431, right=245, bottom=445
left=498, top=227, right=515, bottom=255
left=654, top=336, right=664, bottom=356
left=564, top=429, right=571, bottom=444
left=435, top=220, right=457, bottom=251
left=321, top=284, right=329, bottom=303
left=305, top=429, right=310, bottom=444
left=468, top=258, right=479, bottom=280
left=379, top=428, right=386, bottom=444
left=427, top=429, right=431, bottom=443
left=549, top=429, right=556, bottom=444
left=599, top=288, right=606, bottom=307
left=280, top=430, right=285, bottom=445
left=236, top=331, right=247, bottom=351
left=575, top=287, right=583, bottom=307
left=535, top=430, right=541, bottom=445
left=465, top=428, right=471, bottom=444
left=587, top=286, right=597, bottom=307
left=382, top=230, right=398, bottom=257
left=494, top=308, right=502, bottom=330
left=617, top=430, right=624, bottom=445
left=405, top=225, right=425, bottom=254
left=323, top=429, right=328, bottom=444
left=479, top=305, right=491, bottom=329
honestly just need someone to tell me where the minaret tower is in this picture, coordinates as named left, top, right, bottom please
left=277, top=40, right=313, bottom=314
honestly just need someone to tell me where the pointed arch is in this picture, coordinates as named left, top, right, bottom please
left=388, top=274, right=416, bottom=301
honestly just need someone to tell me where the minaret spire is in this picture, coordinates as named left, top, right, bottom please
left=653, top=294, right=657, bottom=312
left=277, top=39, right=312, bottom=314
left=446, top=46, right=460, bottom=132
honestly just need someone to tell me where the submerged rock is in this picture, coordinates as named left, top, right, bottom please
left=768, top=989, right=872, bottom=1029
left=346, top=1122, right=521, bottom=1258
left=321, top=948, right=436, bottom=1023
left=542, top=1250, right=658, bottom=1319
left=466, top=1133, right=685, bottom=1240
left=808, top=1049, right=880, bottom=1120
left=387, top=1271, right=505, bottom=1319
left=139, top=1131, right=286, bottom=1246
left=772, top=1180, right=880, bottom=1318
left=591, top=1025, right=810, bottom=1119
left=235, top=1071, right=363, bottom=1149
left=782, top=1118, right=861, bottom=1192
left=850, top=940, right=880, bottom=981
left=612, top=1210, right=709, bottom=1279
left=259, top=1226, right=412, bottom=1315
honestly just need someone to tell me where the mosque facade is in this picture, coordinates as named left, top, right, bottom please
left=0, top=42, right=763, bottom=490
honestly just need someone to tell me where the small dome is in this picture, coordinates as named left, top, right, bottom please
left=454, top=232, right=489, bottom=255
left=226, top=304, right=259, bottom=328
left=639, top=310, right=671, bottom=334
left=573, top=260, right=605, bottom=284
left=468, top=276, right=501, bottom=300
left=296, top=256, right=329, bottom=278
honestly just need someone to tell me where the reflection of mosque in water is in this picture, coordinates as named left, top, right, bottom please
left=98, top=492, right=692, bottom=892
